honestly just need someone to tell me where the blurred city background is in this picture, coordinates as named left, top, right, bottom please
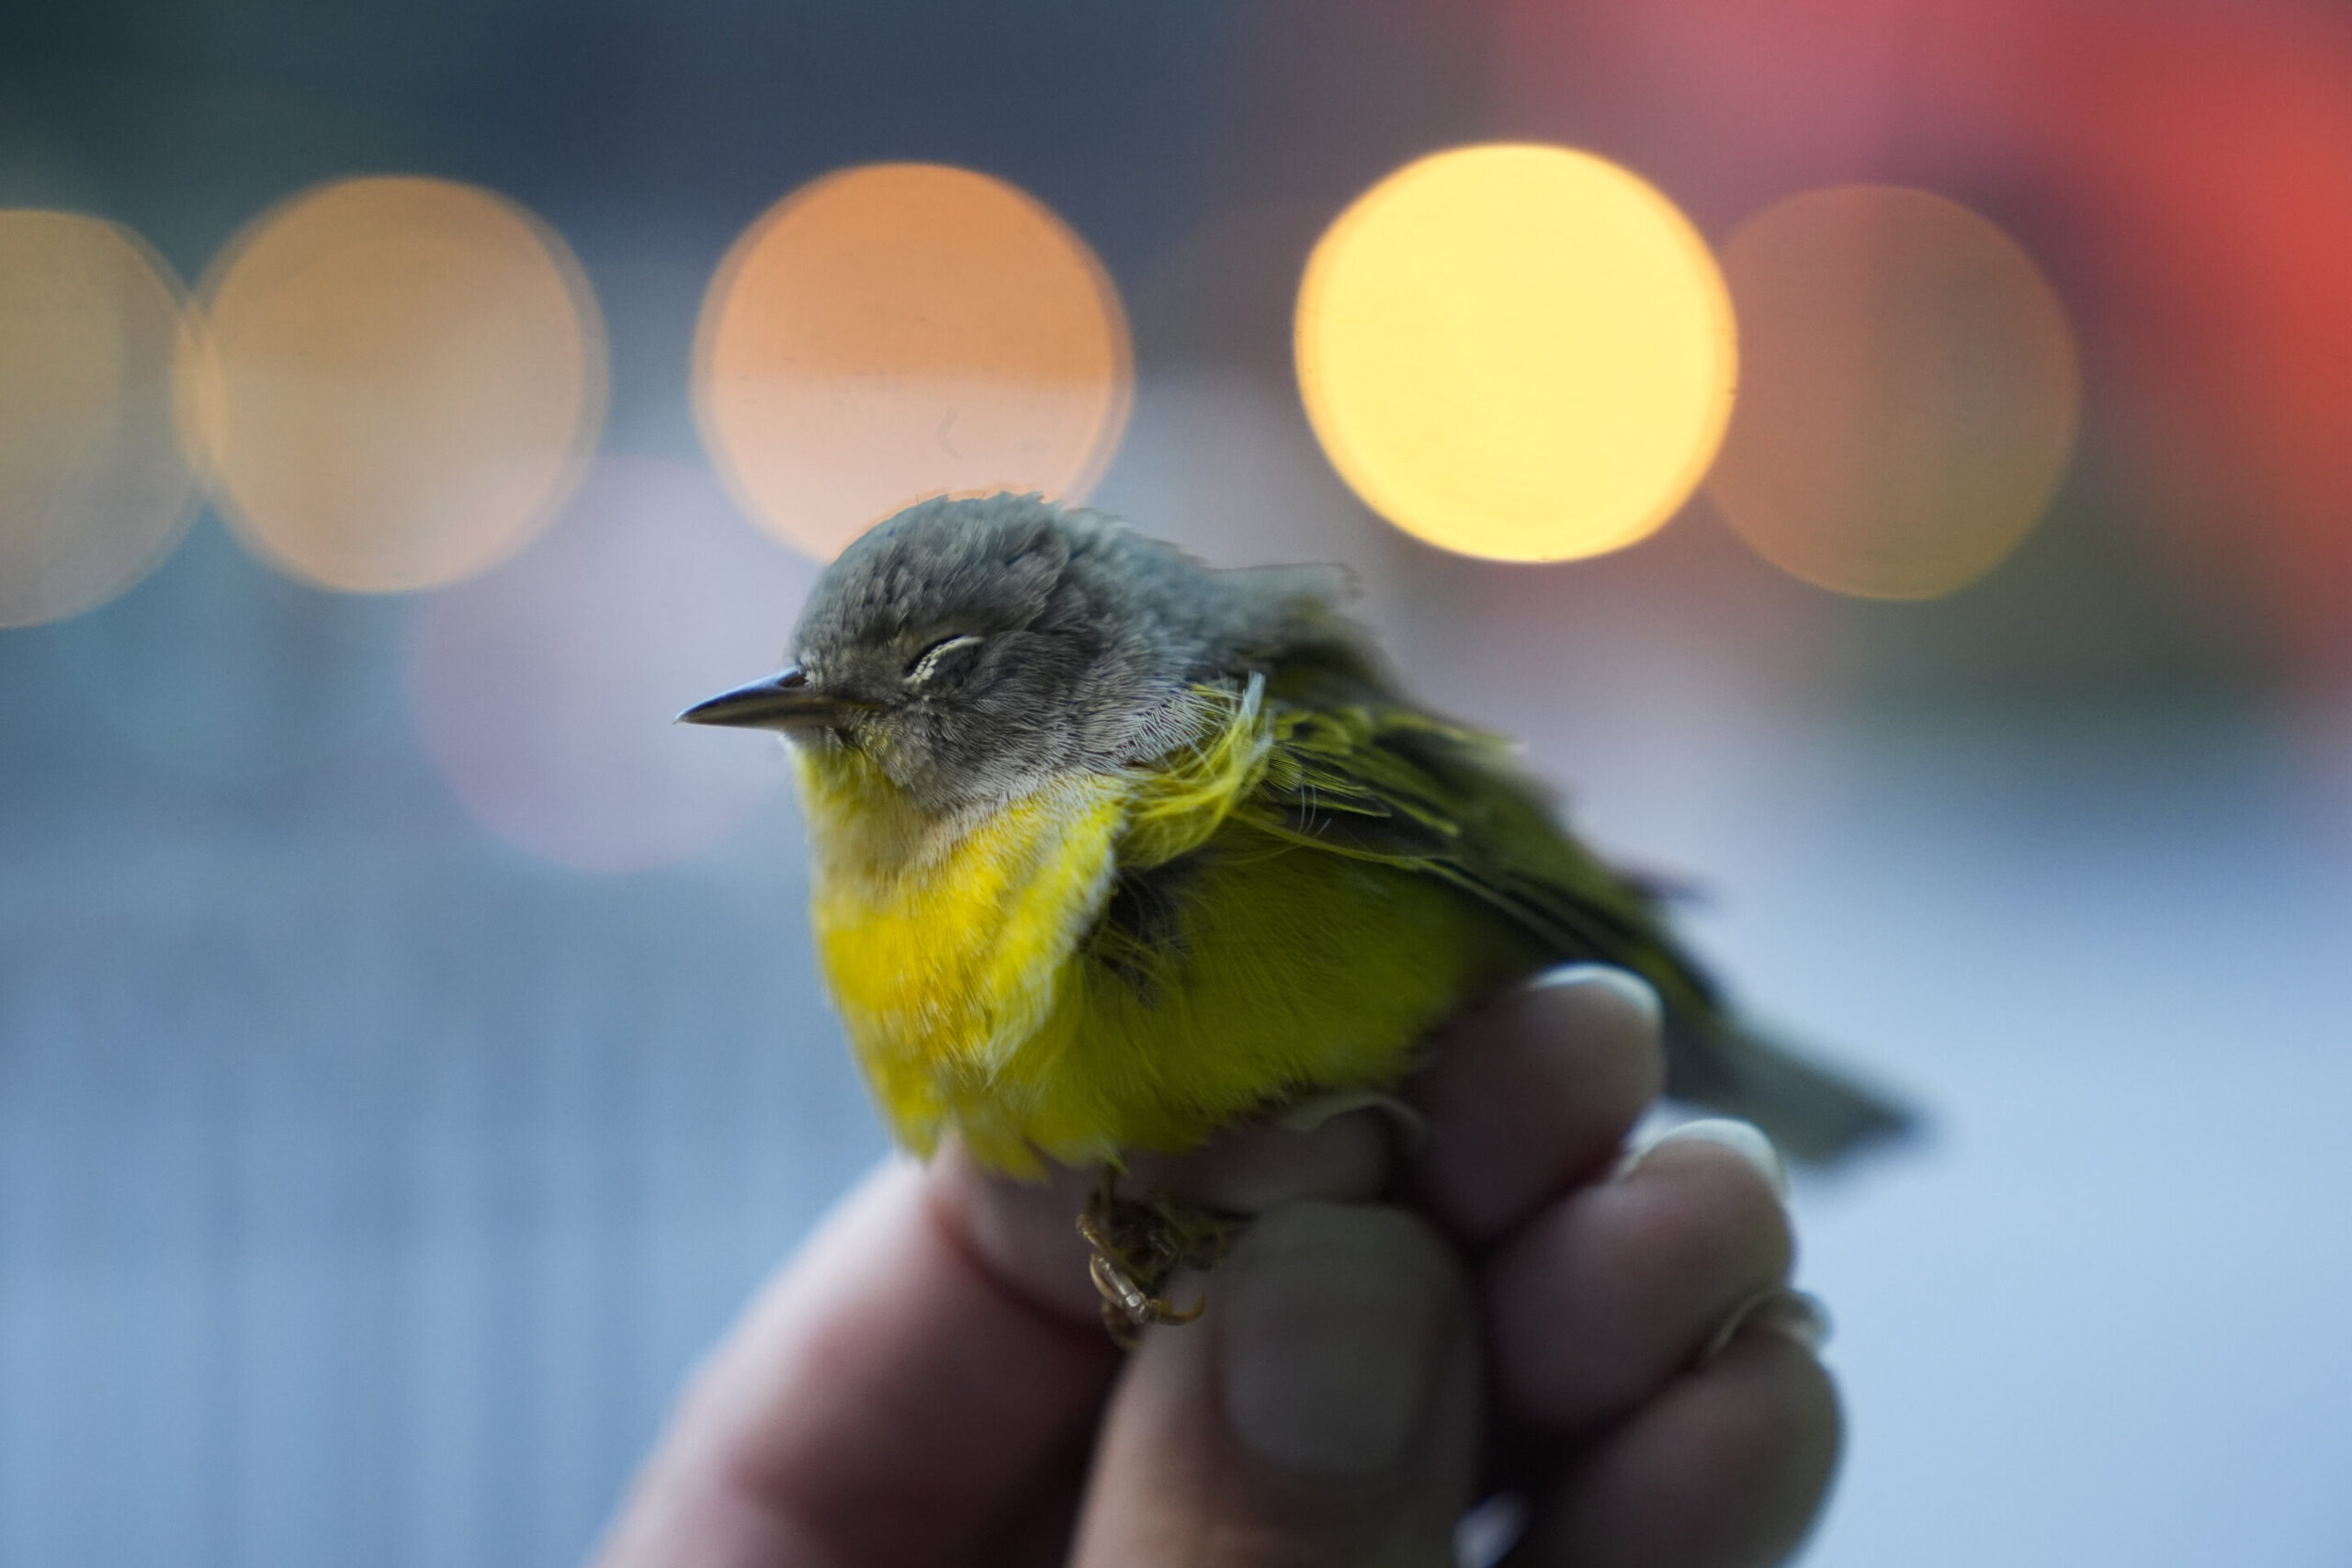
left=5, top=0, right=2351, bottom=1563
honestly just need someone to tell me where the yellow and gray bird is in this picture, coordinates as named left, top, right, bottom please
left=684, top=492, right=1906, bottom=1338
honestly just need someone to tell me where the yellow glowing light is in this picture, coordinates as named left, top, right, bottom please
left=1296, top=144, right=1736, bottom=562
left=0, top=212, right=199, bottom=626
left=179, top=176, right=606, bottom=593
left=1706, top=186, right=2081, bottom=601
left=694, top=163, right=1132, bottom=560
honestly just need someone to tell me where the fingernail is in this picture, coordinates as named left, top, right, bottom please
left=1216, top=1203, right=1450, bottom=1481
left=1755, top=1288, right=1831, bottom=1350
left=1529, top=964, right=1664, bottom=1031
left=1617, top=1116, right=1790, bottom=1199
left=1272, top=1089, right=1428, bottom=1148
left=1705, top=1286, right=1831, bottom=1359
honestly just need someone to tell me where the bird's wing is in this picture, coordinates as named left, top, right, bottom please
left=1223, top=659, right=1916, bottom=1161
left=1228, top=683, right=1725, bottom=1017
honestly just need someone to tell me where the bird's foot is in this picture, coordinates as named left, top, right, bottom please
left=1078, top=1172, right=1242, bottom=1349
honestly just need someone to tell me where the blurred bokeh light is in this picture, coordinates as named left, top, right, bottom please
left=1295, top=143, right=1735, bottom=563
left=406, top=455, right=818, bottom=874
left=693, top=163, right=1132, bottom=560
left=178, top=176, right=606, bottom=594
left=1706, top=186, right=2081, bottom=601
left=0, top=211, right=199, bottom=627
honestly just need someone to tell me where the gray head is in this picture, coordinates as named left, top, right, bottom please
left=682, top=492, right=1349, bottom=813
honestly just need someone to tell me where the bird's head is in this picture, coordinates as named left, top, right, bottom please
left=682, top=492, right=1341, bottom=814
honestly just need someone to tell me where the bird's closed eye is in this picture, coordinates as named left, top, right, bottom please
left=906, top=634, right=983, bottom=684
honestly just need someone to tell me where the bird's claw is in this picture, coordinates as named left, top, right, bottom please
left=1080, top=1175, right=1238, bottom=1348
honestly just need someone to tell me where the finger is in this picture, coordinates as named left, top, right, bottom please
left=1069, top=1202, right=1480, bottom=1567
left=1487, top=1122, right=1793, bottom=1433
left=1407, top=966, right=1667, bottom=1247
left=943, top=1113, right=1396, bottom=1328
left=593, top=1157, right=1119, bottom=1568
left=1513, top=1325, right=1841, bottom=1567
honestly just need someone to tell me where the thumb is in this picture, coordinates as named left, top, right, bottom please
left=1069, top=1201, right=1479, bottom=1567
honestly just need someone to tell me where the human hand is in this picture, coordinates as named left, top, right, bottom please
left=591, top=966, right=1840, bottom=1567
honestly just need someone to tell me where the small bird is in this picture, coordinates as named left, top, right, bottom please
left=684, top=492, right=1907, bottom=1341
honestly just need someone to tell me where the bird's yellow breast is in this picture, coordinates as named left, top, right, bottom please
left=796, top=744, right=1132, bottom=1156
left=793, top=686, right=1535, bottom=1174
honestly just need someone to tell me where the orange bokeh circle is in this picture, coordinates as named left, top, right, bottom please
left=0, top=211, right=198, bottom=626
left=695, top=163, right=1132, bottom=560
left=180, top=175, right=606, bottom=593
left=1707, top=186, right=2081, bottom=601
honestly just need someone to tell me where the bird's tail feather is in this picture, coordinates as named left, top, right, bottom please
left=1664, top=1020, right=1916, bottom=1165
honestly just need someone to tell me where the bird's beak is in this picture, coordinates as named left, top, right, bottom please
left=677, top=667, right=869, bottom=730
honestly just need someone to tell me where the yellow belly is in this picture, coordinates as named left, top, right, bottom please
left=798, top=746, right=1130, bottom=1164
left=982, top=829, right=1539, bottom=1168
left=796, top=737, right=1538, bottom=1175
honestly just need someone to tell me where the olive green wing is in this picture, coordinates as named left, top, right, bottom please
left=1233, top=690, right=1725, bottom=1017
left=1232, top=670, right=1914, bottom=1161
